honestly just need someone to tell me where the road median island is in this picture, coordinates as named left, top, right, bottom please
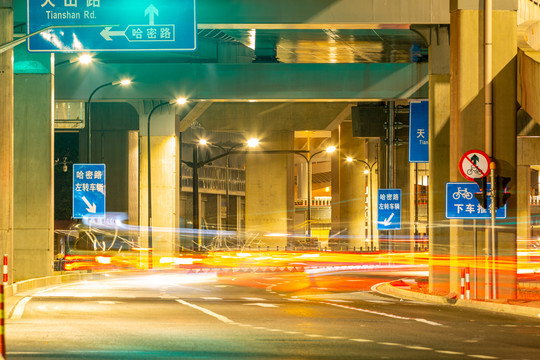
left=376, top=281, right=540, bottom=319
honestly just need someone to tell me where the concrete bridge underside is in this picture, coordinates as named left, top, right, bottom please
left=3, top=1, right=540, bottom=304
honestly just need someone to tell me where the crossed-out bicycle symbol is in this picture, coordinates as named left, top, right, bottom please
left=466, top=165, right=482, bottom=176
left=452, top=187, right=473, bottom=200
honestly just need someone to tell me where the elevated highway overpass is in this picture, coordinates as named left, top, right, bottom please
left=1, top=0, right=540, bottom=302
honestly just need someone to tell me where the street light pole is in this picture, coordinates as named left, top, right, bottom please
left=147, top=98, right=187, bottom=267
left=184, top=139, right=260, bottom=251
left=296, top=146, right=336, bottom=239
left=86, top=79, right=131, bottom=163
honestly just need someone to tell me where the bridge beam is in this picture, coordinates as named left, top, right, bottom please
left=55, top=63, right=428, bottom=101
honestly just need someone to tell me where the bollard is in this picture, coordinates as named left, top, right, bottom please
left=460, top=268, right=466, bottom=299
left=2, top=255, right=6, bottom=285
left=465, top=266, right=471, bottom=300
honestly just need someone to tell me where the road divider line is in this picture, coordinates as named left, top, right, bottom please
left=10, top=296, right=31, bottom=320
left=176, top=299, right=234, bottom=324
left=320, top=301, right=443, bottom=327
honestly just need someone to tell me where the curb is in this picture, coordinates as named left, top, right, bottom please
left=377, top=282, right=540, bottom=319
left=4, top=271, right=109, bottom=298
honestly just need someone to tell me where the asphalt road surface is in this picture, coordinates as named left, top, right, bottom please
left=6, top=270, right=540, bottom=359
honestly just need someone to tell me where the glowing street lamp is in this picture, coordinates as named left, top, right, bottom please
left=55, top=53, right=94, bottom=67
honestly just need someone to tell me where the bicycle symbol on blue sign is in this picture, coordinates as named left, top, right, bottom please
left=452, top=187, right=473, bottom=200
left=445, top=182, right=506, bottom=219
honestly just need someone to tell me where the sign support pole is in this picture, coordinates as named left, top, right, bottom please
left=490, top=163, right=497, bottom=299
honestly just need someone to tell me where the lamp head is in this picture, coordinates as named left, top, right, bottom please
left=112, top=79, right=132, bottom=86
left=326, top=146, right=336, bottom=153
left=199, top=139, right=207, bottom=146
left=247, top=138, right=260, bottom=148
left=175, top=97, right=187, bottom=105
left=78, top=54, right=93, bottom=64
left=346, top=156, right=353, bottom=162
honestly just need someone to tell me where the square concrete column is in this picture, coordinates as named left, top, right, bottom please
left=450, top=1, right=517, bottom=299
left=138, top=104, right=179, bottom=262
left=412, top=24, right=452, bottom=293
left=0, top=2, right=14, bottom=283
left=245, top=131, right=294, bottom=248
left=13, top=47, right=54, bottom=280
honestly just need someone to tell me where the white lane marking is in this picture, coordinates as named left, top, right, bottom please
left=11, top=297, right=32, bottom=320
left=244, top=303, right=278, bottom=308
left=406, top=346, right=432, bottom=351
left=176, top=299, right=234, bottom=324
left=242, top=297, right=266, bottom=301
left=321, top=301, right=443, bottom=327
left=174, top=298, right=493, bottom=359
left=436, top=350, right=465, bottom=355
left=287, top=298, right=307, bottom=302
left=214, top=285, right=229, bottom=288
left=364, top=300, right=393, bottom=304
left=97, top=301, right=116, bottom=305
left=350, top=338, right=374, bottom=343
left=201, top=297, right=223, bottom=300
left=323, top=299, right=353, bottom=303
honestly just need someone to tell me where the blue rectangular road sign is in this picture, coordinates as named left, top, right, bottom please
left=409, top=100, right=429, bottom=163
left=445, top=182, right=506, bottom=219
left=27, top=0, right=196, bottom=52
left=377, top=189, right=402, bottom=230
left=73, top=164, right=106, bottom=219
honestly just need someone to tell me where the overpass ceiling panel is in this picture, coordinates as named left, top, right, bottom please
left=221, top=29, right=427, bottom=63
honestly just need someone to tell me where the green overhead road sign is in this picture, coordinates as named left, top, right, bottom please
left=27, top=0, right=197, bottom=52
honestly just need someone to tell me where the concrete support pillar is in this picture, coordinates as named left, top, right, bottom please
left=450, top=1, right=517, bottom=299
left=13, top=46, right=54, bottom=281
left=412, top=24, right=451, bottom=293
left=331, top=122, right=367, bottom=250
left=245, top=131, right=294, bottom=247
left=0, top=1, right=13, bottom=283
left=139, top=105, right=178, bottom=260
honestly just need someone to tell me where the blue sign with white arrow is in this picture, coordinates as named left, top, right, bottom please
left=445, top=182, right=506, bottom=219
left=27, top=0, right=196, bottom=52
left=73, top=164, right=106, bottom=219
left=409, top=100, right=429, bottom=163
left=377, top=189, right=402, bottom=230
